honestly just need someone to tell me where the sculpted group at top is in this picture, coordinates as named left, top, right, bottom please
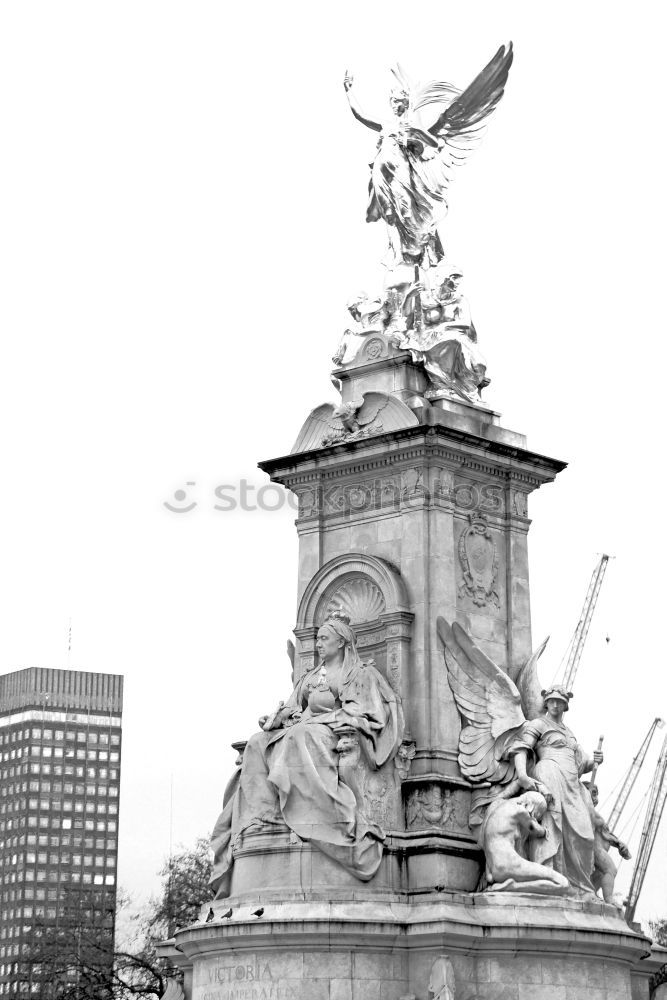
left=333, top=44, right=513, bottom=407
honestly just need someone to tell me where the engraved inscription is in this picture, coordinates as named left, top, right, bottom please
left=194, top=959, right=303, bottom=1000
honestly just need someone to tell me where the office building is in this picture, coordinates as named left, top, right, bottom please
left=0, top=668, right=123, bottom=996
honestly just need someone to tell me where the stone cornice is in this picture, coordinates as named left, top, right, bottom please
left=173, top=896, right=649, bottom=966
left=260, top=423, right=566, bottom=491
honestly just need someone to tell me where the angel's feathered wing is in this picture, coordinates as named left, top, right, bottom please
left=515, top=635, right=549, bottom=721
left=428, top=43, right=513, bottom=160
left=437, top=617, right=524, bottom=787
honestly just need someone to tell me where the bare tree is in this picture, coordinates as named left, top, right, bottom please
left=23, top=839, right=213, bottom=998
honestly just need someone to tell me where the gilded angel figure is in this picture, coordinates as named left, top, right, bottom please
left=344, top=44, right=513, bottom=263
left=438, top=618, right=603, bottom=894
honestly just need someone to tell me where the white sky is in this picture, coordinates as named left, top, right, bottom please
left=1, top=1, right=666, bottom=924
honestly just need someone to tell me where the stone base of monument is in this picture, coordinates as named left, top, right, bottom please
left=226, top=826, right=482, bottom=899
left=163, top=891, right=654, bottom=1000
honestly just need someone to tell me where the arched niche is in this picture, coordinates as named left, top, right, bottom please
left=294, top=554, right=414, bottom=697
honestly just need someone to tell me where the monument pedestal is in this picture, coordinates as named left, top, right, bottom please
left=164, top=892, right=651, bottom=1000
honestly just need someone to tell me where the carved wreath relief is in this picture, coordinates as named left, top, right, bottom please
left=457, top=511, right=499, bottom=608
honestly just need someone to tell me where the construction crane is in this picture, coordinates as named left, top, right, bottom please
left=625, top=732, right=667, bottom=924
left=608, top=717, right=665, bottom=831
left=560, top=554, right=610, bottom=691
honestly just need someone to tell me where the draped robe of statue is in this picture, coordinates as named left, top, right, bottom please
left=367, top=119, right=450, bottom=259
left=210, top=652, right=403, bottom=897
left=507, top=717, right=595, bottom=892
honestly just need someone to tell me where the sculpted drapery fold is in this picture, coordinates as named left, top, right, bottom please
left=506, top=717, right=595, bottom=892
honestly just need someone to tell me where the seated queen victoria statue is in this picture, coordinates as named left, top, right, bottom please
left=210, top=611, right=403, bottom=897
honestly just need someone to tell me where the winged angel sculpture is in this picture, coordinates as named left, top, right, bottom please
left=344, top=44, right=513, bottom=264
left=437, top=618, right=604, bottom=896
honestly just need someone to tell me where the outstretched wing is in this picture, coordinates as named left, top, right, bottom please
left=515, top=635, right=549, bottom=721
left=428, top=43, right=513, bottom=158
left=412, top=79, right=461, bottom=114
left=437, top=617, right=524, bottom=784
left=290, top=403, right=344, bottom=452
left=356, top=392, right=390, bottom=427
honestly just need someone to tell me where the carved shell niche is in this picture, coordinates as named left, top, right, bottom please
left=326, top=577, right=386, bottom=625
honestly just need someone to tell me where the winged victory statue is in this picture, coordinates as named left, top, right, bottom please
left=334, top=45, right=513, bottom=407
left=344, top=43, right=513, bottom=267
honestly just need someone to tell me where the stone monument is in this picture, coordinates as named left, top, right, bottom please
left=162, top=43, right=659, bottom=1000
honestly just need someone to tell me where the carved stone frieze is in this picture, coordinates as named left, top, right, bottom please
left=457, top=511, right=500, bottom=608
left=406, top=784, right=469, bottom=832
left=314, top=466, right=427, bottom=518
left=452, top=478, right=504, bottom=514
left=294, top=469, right=511, bottom=521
